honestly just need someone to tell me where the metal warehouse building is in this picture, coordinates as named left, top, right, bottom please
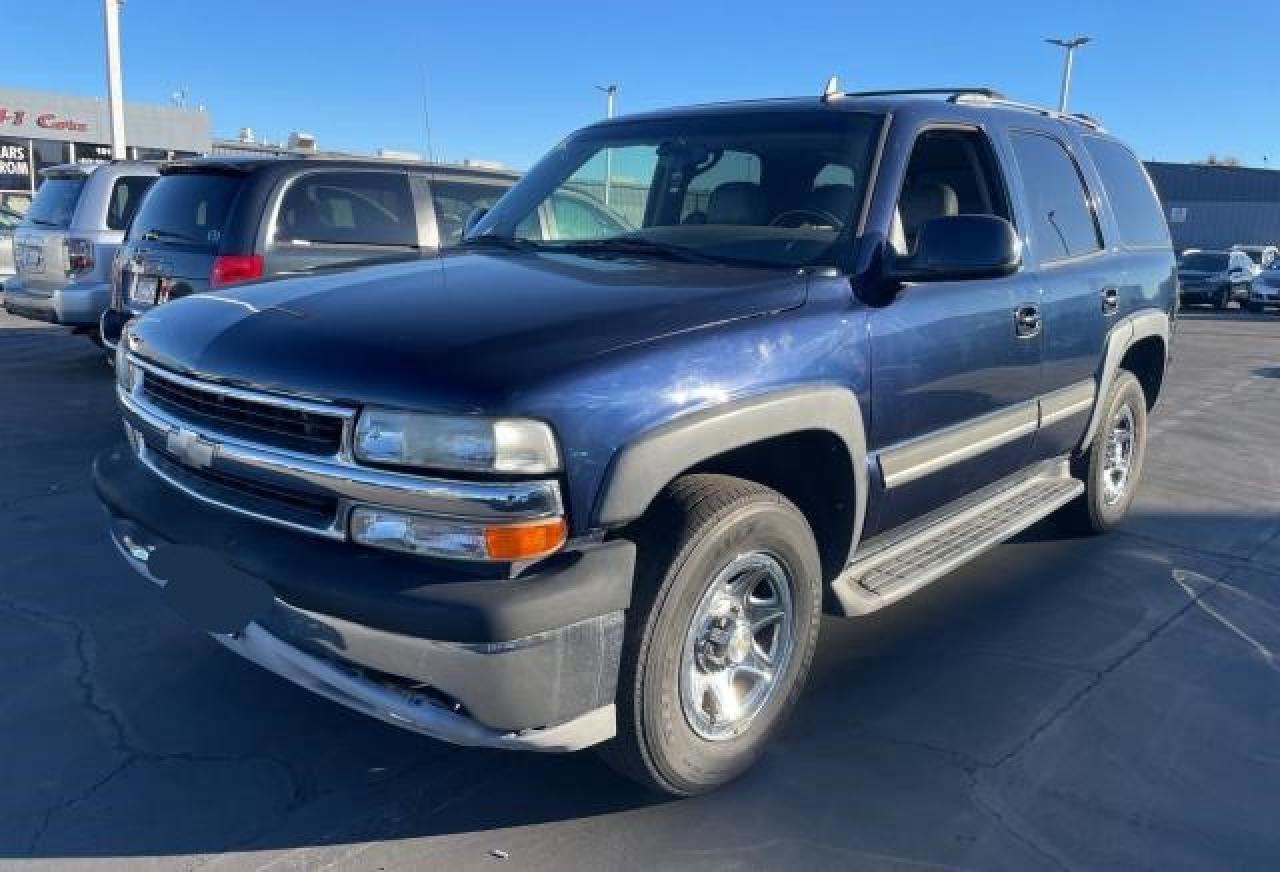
left=0, top=86, right=210, bottom=213
left=1144, top=161, right=1280, bottom=253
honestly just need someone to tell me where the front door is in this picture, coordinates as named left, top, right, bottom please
left=865, top=126, right=1043, bottom=535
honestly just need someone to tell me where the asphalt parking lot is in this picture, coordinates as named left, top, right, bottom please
left=2, top=305, right=1278, bottom=871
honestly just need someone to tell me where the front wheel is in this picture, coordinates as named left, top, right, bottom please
left=1214, top=286, right=1231, bottom=310
left=600, top=474, right=823, bottom=796
left=1063, top=370, right=1148, bottom=533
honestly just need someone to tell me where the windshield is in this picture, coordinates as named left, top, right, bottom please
left=1179, top=252, right=1228, bottom=271
left=468, top=110, right=884, bottom=269
left=127, top=172, right=244, bottom=249
left=26, top=177, right=86, bottom=227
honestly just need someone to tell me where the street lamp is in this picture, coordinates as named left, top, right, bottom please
left=595, top=84, right=619, bottom=205
left=1045, top=36, right=1091, bottom=113
left=595, top=83, right=618, bottom=119
left=103, top=0, right=127, bottom=158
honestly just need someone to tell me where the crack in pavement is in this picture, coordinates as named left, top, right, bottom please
left=0, top=593, right=312, bottom=857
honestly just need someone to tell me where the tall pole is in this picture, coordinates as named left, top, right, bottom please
left=596, top=84, right=618, bottom=205
left=104, top=0, right=127, bottom=159
left=1046, top=36, right=1091, bottom=113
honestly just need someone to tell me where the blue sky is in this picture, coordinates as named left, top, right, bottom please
left=11, top=0, right=1280, bottom=170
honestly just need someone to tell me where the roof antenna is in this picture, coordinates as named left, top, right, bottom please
left=821, top=74, right=841, bottom=102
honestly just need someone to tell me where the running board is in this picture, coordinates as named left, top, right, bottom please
left=831, top=461, right=1084, bottom=616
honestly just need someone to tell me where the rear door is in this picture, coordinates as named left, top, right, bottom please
left=866, top=125, right=1043, bottom=535
left=263, top=170, right=420, bottom=276
left=1004, top=128, right=1110, bottom=459
left=118, top=170, right=246, bottom=314
left=13, top=173, right=86, bottom=293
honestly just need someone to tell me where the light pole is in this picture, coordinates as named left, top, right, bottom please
left=104, top=0, right=127, bottom=159
left=595, top=84, right=618, bottom=205
left=1045, top=36, right=1091, bottom=113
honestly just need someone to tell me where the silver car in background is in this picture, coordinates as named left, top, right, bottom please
left=0, top=206, right=21, bottom=285
left=3, top=161, right=157, bottom=343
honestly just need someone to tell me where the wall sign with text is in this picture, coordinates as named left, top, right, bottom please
left=0, top=137, right=31, bottom=190
left=0, top=107, right=91, bottom=133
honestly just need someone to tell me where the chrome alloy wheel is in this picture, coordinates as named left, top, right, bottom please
left=680, top=552, right=795, bottom=741
left=1102, top=402, right=1136, bottom=506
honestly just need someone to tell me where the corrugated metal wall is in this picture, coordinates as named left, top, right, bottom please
left=1144, top=161, right=1280, bottom=251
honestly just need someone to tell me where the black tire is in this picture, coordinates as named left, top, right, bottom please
left=1062, top=370, right=1148, bottom=534
left=1246, top=302, right=1263, bottom=314
left=1214, top=286, right=1230, bottom=310
left=600, top=474, right=822, bottom=796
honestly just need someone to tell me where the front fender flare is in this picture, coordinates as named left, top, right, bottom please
left=593, top=386, right=868, bottom=567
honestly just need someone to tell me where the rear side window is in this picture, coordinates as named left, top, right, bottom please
left=1009, top=131, right=1102, bottom=261
left=128, top=173, right=243, bottom=249
left=26, top=177, right=85, bottom=227
left=428, top=180, right=509, bottom=246
left=275, top=171, right=416, bottom=247
left=1082, top=137, right=1169, bottom=248
left=105, top=175, right=156, bottom=231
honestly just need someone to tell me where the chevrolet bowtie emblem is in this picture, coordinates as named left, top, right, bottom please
left=166, top=427, right=216, bottom=470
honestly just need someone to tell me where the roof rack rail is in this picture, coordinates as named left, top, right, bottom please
left=840, top=87, right=1006, bottom=100
left=949, top=92, right=1106, bottom=131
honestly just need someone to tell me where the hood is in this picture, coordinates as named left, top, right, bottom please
left=125, top=250, right=807, bottom=411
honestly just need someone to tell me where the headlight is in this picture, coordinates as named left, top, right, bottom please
left=354, top=409, right=560, bottom=474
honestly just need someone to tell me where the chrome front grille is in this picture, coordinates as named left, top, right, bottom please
left=117, top=354, right=565, bottom=547
left=141, top=366, right=346, bottom=457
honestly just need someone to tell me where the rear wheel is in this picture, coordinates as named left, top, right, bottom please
left=600, top=474, right=822, bottom=796
left=1062, top=370, right=1148, bottom=533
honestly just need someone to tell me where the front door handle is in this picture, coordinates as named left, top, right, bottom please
left=1102, top=287, right=1120, bottom=316
left=1014, top=304, right=1042, bottom=339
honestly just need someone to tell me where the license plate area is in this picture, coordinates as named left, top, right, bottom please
left=16, top=245, right=42, bottom=272
left=130, top=276, right=159, bottom=306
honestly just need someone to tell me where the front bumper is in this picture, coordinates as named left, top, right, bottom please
left=95, top=444, right=635, bottom=750
left=2, top=276, right=112, bottom=326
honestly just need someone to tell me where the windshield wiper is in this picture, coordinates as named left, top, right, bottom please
left=140, top=228, right=202, bottom=243
left=29, top=217, right=60, bottom=227
left=458, top=234, right=537, bottom=252
left=542, top=237, right=726, bottom=265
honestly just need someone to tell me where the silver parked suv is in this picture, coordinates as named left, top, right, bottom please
left=4, top=161, right=158, bottom=343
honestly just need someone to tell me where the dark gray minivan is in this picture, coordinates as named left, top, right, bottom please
left=102, top=156, right=520, bottom=349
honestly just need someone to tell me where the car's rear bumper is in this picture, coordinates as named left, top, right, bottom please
left=2, top=276, right=112, bottom=327
left=94, top=444, right=635, bottom=749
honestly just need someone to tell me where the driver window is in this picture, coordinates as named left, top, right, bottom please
left=891, top=129, right=1011, bottom=256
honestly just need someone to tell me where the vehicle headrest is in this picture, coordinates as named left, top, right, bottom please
left=900, top=181, right=959, bottom=239
left=706, top=182, right=767, bottom=225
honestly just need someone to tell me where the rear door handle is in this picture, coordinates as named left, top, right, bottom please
left=1102, top=287, right=1120, bottom=316
left=1014, top=304, right=1042, bottom=338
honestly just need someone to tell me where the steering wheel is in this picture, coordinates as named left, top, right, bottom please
left=768, top=208, right=843, bottom=230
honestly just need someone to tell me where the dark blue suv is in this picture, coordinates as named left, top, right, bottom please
left=95, top=88, right=1176, bottom=795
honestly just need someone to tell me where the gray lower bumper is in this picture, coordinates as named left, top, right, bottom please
left=3, top=278, right=111, bottom=326
left=109, top=521, right=620, bottom=752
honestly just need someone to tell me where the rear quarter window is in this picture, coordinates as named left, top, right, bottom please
left=274, top=171, right=416, bottom=247
left=128, top=173, right=244, bottom=249
left=1082, top=136, right=1170, bottom=248
left=105, top=175, right=157, bottom=231
left=427, top=179, right=510, bottom=246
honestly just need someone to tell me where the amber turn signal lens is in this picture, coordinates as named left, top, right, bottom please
left=483, top=518, right=568, bottom=561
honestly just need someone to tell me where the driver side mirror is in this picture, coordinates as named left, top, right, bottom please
left=887, top=214, right=1022, bottom=284
left=463, top=207, right=489, bottom=237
